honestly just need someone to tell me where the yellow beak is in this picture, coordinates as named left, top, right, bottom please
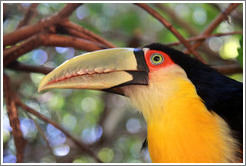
left=38, top=48, right=148, bottom=93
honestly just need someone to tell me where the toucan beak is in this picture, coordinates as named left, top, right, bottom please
left=38, top=48, right=149, bottom=94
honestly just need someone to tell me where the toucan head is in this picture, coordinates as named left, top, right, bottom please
left=38, top=43, right=213, bottom=119
left=38, top=43, right=195, bottom=93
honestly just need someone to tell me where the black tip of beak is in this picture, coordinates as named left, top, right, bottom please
left=105, top=71, right=149, bottom=96
left=134, top=49, right=149, bottom=72
left=103, top=49, right=149, bottom=96
left=125, top=71, right=149, bottom=85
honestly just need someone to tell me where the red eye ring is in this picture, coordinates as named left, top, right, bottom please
left=145, top=50, right=175, bottom=71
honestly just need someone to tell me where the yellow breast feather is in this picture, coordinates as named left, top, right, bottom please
left=124, top=65, right=240, bottom=163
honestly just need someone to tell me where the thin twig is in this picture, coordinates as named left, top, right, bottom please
left=61, top=21, right=116, bottom=48
left=209, top=3, right=243, bottom=26
left=186, top=3, right=241, bottom=53
left=166, top=31, right=242, bottom=46
left=7, top=62, right=54, bottom=75
left=3, top=74, right=27, bottom=163
left=154, top=4, right=199, bottom=36
left=24, top=112, right=55, bottom=158
left=17, top=3, right=39, bottom=28
left=15, top=99, right=103, bottom=163
left=135, top=3, right=205, bottom=63
left=213, top=64, right=243, bottom=75
left=3, top=3, right=82, bottom=47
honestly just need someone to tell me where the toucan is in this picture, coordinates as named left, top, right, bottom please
left=38, top=43, right=243, bottom=163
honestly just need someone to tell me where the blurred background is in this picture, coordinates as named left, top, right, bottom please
left=3, top=3, right=243, bottom=163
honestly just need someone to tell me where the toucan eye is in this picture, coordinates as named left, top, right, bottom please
left=150, top=53, right=164, bottom=65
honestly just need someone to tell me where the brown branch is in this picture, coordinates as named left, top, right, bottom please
left=3, top=34, right=42, bottom=67
left=61, top=25, right=112, bottom=49
left=63, top=27, right=98, bottom=43
left=213, top=64, right=243, bottom=75
left=6, top=37, right=242, bottom=76
left=61, top=21, right=116, bottom=48
left=209, top=3, right=243, bottom=26
left=17, top=3, right=39, bottom=28
left=154, top=4, right=199, bottom=36
left=42, top=33, right=105, bottom=51
left=3, top=74, right=27, bottom=163
left=3, top=33, right=105, bottom=67
left=7, top=62, right=54, bottom=75
left=3, top=3, right=7, bottom=21
left=24, top=112, right=55, bottom=157
left=3, top=3, right=82, bottom=47
left=230, top=10, right=243, bottom=26
left=135, top=3, right=205, bottom=63
left=15, top=99, right=102, bottom=163
left=167, top=31, right=242, bottom=46
left=5, top=32, right=242, bottom=76
left=4, top=3, right=113, bottom=67
left=186, top=3, right=241, bottom=52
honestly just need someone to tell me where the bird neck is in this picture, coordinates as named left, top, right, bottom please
left=124, top=66, right=240, bottom=163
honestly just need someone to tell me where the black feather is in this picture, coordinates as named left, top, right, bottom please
left=144, top=43, right=243, bottom=145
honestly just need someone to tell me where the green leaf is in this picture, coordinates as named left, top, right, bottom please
left=98, top=147, right=114, bottom=162
left=237, top=35, right=243, bottom=67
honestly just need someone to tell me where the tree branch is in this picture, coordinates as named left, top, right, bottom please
left=3, top=3, right=82, bottom=47
left=17, top=3, right=39, bottom=28
left=166, top=31, right=242, bottom=46
left=186, top=3, right=241, bottom=53
left=15, top=99, right=103, bottom=163
left=135, top=3, right=205, bottom=63
left=7, top=62, right=54, bottom=75
left=4, top=33, right=105, bottom=67
left=154, top=4, right=199, bottom=36
left=42, top=33, right=105, bottom=51
left=3, top=34, right=42, bottom=67
left=213, top=64, right=243, bottom=75
left=63, top=26, right=98, bottom=43
left=60, top=21, right=116, bottom=48
left=3, top=74, right=27, bottom=163
left=24, top=112, right=55, bottom=158
left=209, top=3, right=243, bottom=26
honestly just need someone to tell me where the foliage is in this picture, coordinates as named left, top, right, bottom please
left=237, top=35, right=243, bottom=67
